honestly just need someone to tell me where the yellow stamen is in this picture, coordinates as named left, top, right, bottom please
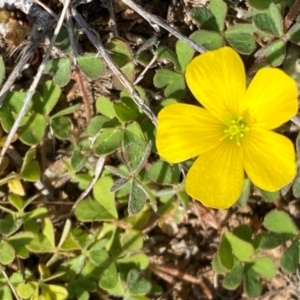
left=220, top=116, right=249, bottom=145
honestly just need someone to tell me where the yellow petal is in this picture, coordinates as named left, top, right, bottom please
left=242, top=68, right=298, bottom=129
left=156, top=104, right=223, bottom=163
left=243, top=128, right=296, bottom=191
left=156, top=103, right=223, bottom=163
left=185, top=141, right=244, bottom=209
left=185, top=47, right=246, bottom=121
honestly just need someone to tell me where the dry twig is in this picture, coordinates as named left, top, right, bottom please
left=71, top=6, right=158, bottom=126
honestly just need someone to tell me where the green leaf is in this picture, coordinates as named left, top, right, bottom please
left=51, top=104, right=80, bottom=118
left=114, top=96, right=140, bottom=122
left=247, top=0, right=284, bottom=10
left=0, top=92, right=26, bottom=131
left=71, top=151, right=87, bottom=172
left=107, top=38, right=133, bottom=67
left=190, top=7, right=219, bottom=31
left=257, top=233, right=294, bottom=249
left=210, top=0, right=227, bottom=31
left=211, top=254, right=227, bottom=275
left=232, top=225, right=252, bottom=242
left=16, top=281, right=36, bottom=299
left=93, top=128, right=123, bottom=155
left=87, top=116, right=109, bottom=136
left=253, top=13, right=280, bottom=35
left=9, top=231, right=34, bottom=259
left=269, top=3, right=283, bottom=35
left=153, top=69, right=186, bottom=99
left=175, top=40, right=195, bottom=72
left=93, top=176, right=118, bottom=219
left=128, top=180, right=148, bottom=215
left=250, top=257, right=276, bottom=278
left=43, top=58, right=72, bottom=87
left=225, top=27, right=256, bottom=54
left=117, top=253, right=149, bottom=272
left=123, top=121, right=145, bottom=144
left=280, top=239, right=299, bottom=273
left=0, top=213, right=22, bottom=236
left=292, top=172, right=300, bottom=197
left=287, top=22, right=300, bottom=45
left=258, top=188, right=279, bottom=202
left=32, top=81, right=61, bottom=115
left=190, top=30, right=224, bottom=51
left=100, top=279, right=124, bottom=296
left=50, top=116, right=72, bottom=139
left=8, top=194, right=24, bottom=211
left=218, top=234, right=234, bottom=270
left=0, top=241, right=15, bottom=264
left=121, top=229, right=143, bottom=252
left=88, top=246, right=109, bottom=266
left=78, top=54, right=105, bottom=79
left=263, top=210, right=298, bottom=235
left=96, top=96, right=116, bottom=118
left=243, top=266, right=262, bottom=298
left=112, top=62, right=135, bottom=90
left=19, top=113, right=46, bottom=145
left=255, top=40, right=286, bottom=67
left=20, top=160, right=41, bottom=181
left=26, top=218, right=55, bottom=252
left=236, top=178, right=251, bottom=207
left=0, top=285, right=12, bottom=300
left=99, top=262, right=118, bottom=290
left=75, top=198, right=117, bottom=222
left=222, top=260, right=243, bottom=290
left=149, top=161, right=180, bottom=185
left=127, top=269, right=151, bottom=295
left=225, top=232, right=254, bottom=261
left=40, top=283, right=68, bottom=300
left=123, top=141, right=150, bottom=174
left=156, top=46, right=180, bottom=71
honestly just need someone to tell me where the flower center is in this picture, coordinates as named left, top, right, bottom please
left=222, top=116, right=249, bottom=146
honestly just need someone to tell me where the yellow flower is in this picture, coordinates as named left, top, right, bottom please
left=156, top=47, right=298, bottom=209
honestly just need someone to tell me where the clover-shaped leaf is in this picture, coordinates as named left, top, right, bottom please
left=222, top=260, right=243, bottom=290
left=190, top=30, right=223, bottom=51
left=50, top=116, right=72, bottom=140
left=210, top=0, right=227, bottom=32
left=78, top=53, right=105, bottom=79
left=280, top=239, right=299, bottom=273
left=32, top=81, right=61, bottom=115
left=127, top=269, right=151, bottom=295
left=0, top=240, right=15, bottom=265
left=247, top=0, right=284, bottom=10
left=153, top=69, right=185, bottom=99
left=43, top=58, right=72, bottom=87
left=19, top=113, right=46, bottom=145
left=263, top=210, right=298, bottom=235
left=225, top=25, right=256, bottom=54
left=191, top=7, right=219, bottom=31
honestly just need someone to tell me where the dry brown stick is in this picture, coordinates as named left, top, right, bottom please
left=284, top=0, right=300, bottom=30
left=73, top=67, right=92, bottom=122
left=121, top=0, right=207, bottom=54
left=107, top=0, right=119, bottom=37
left=71, top=6, right=157, bottom=126
left=150, top=262, right=213, bottom=299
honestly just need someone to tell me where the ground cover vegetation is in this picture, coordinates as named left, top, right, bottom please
left=0, top=0, right=300, bottom=299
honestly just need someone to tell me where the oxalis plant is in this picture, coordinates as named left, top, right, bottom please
left=0, top=0, right=300, bottom=299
